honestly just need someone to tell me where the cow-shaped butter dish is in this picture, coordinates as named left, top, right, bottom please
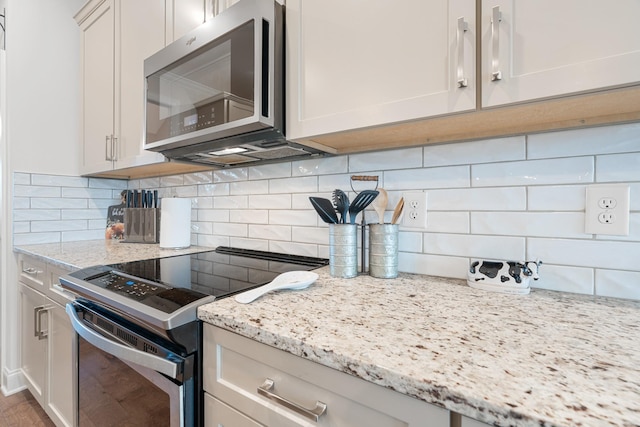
left=467, top=259, right=542, bottom=295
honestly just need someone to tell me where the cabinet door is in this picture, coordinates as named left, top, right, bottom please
left=20, top=284, right=47, bottom=404
left=286, top=0, right=476, bottom=141
left=481, top=0, right=640, bottom=107
left=46, top=301, right=75, bottom=427
left=79, top=0, right=116, bottom=173
left=117, top=0, right=167, bottom=168
left=168, top=0, right=205, bottom=42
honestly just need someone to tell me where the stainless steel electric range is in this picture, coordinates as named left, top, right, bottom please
left=59, top=246, right=328, bottom=427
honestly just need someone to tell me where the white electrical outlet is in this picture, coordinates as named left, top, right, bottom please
left=585, top=184, right=630, bottom=235
left=402, top=191, right=427, bottom=228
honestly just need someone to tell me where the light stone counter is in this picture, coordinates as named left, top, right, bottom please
left=198, top=267, right=640, bottom=427
left=14, top=239, right=214, bottom=271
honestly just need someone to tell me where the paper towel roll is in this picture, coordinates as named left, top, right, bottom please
left=160, top=197, right=191, bottom=248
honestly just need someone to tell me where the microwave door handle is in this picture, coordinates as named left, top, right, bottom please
left=65, top=303, right=181, bottom=380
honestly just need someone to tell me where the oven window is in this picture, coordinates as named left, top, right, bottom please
left=78, top=337, right=173, bottom=426
left=146, top=20, right=255, bottom=143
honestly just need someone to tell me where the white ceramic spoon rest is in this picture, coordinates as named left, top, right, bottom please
left=234, top=271, right=319, bottom=304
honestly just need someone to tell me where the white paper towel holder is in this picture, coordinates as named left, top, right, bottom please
left=159, top=197, right=192, bottom=249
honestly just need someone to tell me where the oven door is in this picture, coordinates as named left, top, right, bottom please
left=66, top=301, right=195, bottom=427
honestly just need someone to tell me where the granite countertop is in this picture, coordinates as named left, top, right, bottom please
left=198, top=267, right=640, bottom=427
left=14, top=239, right=215, bottom=271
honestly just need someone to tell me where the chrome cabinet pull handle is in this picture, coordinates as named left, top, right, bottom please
left=23, top=267, right=42, bottom=276
left=456, top=17, right=469, bottom=88
left=257, top=378, right=327, bottom=422
left=491, top=5, right=502, bottom=81
left=34, top=305, right=51, bottom=340
left=105, top=135, right=112, bottom=161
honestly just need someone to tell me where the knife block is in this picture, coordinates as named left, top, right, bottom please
left=124, top=208, right=160, bottom=243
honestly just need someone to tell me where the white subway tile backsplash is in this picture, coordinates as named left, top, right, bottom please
left=293, top=156, right=348, bottom=177
left=292, top=226, right=329, bottom=245
left=349, top=148, right=423, bottom=171
left=595, top=269, right=640, bottom=300
left=33, top=175, right=88, bottom=187
left=213, top=195, right=248, bottom=209
left=471, top=212, right=587, bottom=238
left=14, top=185, right=61, bottom=198
left=249, top=162, right=291, bottom=180
left=12, top=122, right=640, bottom=301
left=424, top=136, right=525, bottom=167
left=214, top=168, right=248, bottom=183
left=14, top=173, right=31, bottom=185
left=532, top=264, right=594, bottom=295
left=231, top=180, right=269, bottom=195
left=399, top=252, right=469, bottom=279
left=528, top=185, right=586, bottom=211
left=32, top=198, right=87, bottom=209
left=251, top=194, right=292, bottom=209
left=213, top=222, right=248, bottom=237
left=473, top=157, right=594, bottom=187
left=270, top=176, right=317, bottom=194
left=528, top=123, right=640, bottom=159
left=248, top=224, right=291, bottom=241
left=14, top=209, right=61, bottom=221
left=424, top=233, right=525, bottom=260
left=428, top=187, right=526, bottom=211
left=527, top=238, right=640, bottom=271
left=232, top=210, right=269, bottom=224
left=596, top=152, right=640, bottom=182
left=384, top=166, right=469, bottom=190
left=398, top=231, right=423, bottom=252
left=198, top=209, right=230, bottom=222
left=269, top=210, right=317, bottom=226
left=426, top=212, right=470, bottom=233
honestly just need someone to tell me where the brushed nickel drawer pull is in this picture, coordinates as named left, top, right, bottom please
left=257, top=378, right=327, bottom=422
left=23, top=267, right=41, bottom=275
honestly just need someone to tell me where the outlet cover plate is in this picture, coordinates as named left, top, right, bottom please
left=401, top=191, right=427, bottom=229
left=585, top=184, right=630, bottom=235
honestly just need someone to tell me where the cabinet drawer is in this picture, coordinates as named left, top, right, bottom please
left=205, top=393, right=262, bottom=427
left=203, top=325, right=449, bottom=427
left=19, top=255, right=47, bottom=289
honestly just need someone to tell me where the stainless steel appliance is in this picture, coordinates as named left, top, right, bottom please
left=143, top=0, right=329, bottom=168
left=60, top=247, right=328, bottom=427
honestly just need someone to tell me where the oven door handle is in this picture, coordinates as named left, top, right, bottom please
left=65, top=303, right=181, bottom=379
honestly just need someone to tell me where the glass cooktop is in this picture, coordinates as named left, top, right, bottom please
left=61, top=247, right=328, bottom=316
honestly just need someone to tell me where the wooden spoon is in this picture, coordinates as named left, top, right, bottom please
left=371, top=188, right=388, bottom=224
left=391, top=197, right=404, bottom=224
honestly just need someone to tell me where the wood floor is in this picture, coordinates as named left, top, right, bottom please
left=0, top=388, right=55, bottom=427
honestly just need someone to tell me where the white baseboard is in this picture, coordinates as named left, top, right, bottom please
left=1, top=366, right=26, bottom=396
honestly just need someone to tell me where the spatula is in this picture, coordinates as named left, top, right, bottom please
left=348, top=190, right=379, bottom=224
left=309, top=197, right=339, bottom=224
left=332, top=189, right=349, bottom=224
left=371, top=188, right=388, bottom=224
left=391, top=197, right=404, bottom=224
left=234, top=271, right=319, bottom=303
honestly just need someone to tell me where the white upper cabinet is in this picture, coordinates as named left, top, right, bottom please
left=168, top=0, right=206, bottom=42
left=286, top=0, right=476, bottom=141
left=481, top=0, right=640, bottom=107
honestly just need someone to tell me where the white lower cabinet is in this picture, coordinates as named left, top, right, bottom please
left=19, top=255, right=75, bottom=427
left=203, top=325, right=450, bottom=427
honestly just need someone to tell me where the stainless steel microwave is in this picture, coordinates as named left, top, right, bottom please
left=143, top=0, right=328, bottom=167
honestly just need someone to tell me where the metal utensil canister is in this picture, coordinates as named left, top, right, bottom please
left=329, top=224, right=358, bottom=278
left=368, top=223, right=399, bottom=278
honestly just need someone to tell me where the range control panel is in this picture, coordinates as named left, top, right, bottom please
left=87, top=272, right=165, bottom=301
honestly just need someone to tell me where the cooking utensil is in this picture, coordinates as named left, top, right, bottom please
left=234, top=271, right=319, bottom=303
left=332, top=189, right=350, bottom=224
left=371, top=188, right=388, bottom=224
left=348, top=190, right=379, bottom=224
left=391, top=197, right=404, bottom=224
left=309, top=197, right=339, bottom=224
